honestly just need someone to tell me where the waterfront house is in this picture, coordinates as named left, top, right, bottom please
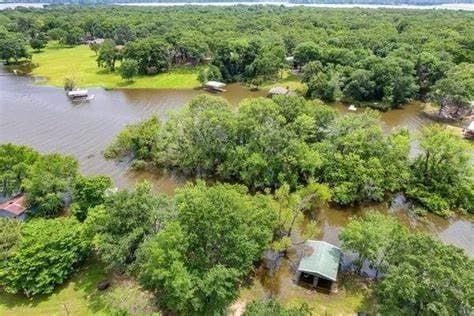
left=295, top=240, right=342, bottom=292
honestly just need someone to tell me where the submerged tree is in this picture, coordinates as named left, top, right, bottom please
left=339, top=211, right=407, bottom=274
left=408, top=125, right=473, bottom=215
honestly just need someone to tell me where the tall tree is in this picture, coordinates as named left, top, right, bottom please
left=136, top=181, right=276, bottom=315
left=0, top=144, right=39, bottom=197
left=23, top=153, right=78, bottom=218
left=85, top=181, right=171, bottom=272
left=339, top=211, right=407, bottom=274
left=377, top=234, right=473, bottom=315
left=408, top=125, right=473, bottom=215
left=0, top=218, right=88, bottom=297
left=71, top=175, right=113, bottom=222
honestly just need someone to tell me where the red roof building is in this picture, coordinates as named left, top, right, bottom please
left=0, top=195, right=27, bottom=220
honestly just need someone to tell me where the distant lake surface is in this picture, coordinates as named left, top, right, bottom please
left=1, top=2, right=473, bottom=10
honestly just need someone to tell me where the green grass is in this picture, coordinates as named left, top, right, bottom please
left=0, top=260, right=109, bottom=316
left=30, top=42, right=200, bottom=89
left=261, top=70, right=305, bottom=91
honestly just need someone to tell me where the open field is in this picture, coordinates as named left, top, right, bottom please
left=30, top=42, right=201, bottom=89
left=28, top=42, right=303, bottom=91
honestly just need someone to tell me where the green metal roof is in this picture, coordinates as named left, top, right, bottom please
left=297, top=240, right=342, bottom=282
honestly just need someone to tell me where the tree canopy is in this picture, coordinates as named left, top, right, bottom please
left=0, top=218, right=88, bottom=297
left=136, top=181, right=276, bottom=314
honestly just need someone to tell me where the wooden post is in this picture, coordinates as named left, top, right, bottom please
left=312, top=276, right=319, bottom=288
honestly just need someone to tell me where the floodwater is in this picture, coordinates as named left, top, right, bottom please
left=0, top=66, right=472, bottom=256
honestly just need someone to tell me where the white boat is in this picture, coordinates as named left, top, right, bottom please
left=67, top=89, right=89, bottom=98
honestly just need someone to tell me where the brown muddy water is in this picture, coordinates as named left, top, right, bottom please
left=0, top=67, right=472, bottom=256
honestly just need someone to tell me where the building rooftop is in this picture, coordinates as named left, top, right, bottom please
left=269, top=86, right=289, bottom=95
left=297, top=240, right=342, bottom=282
left=0, top=195, right=27, bottom=217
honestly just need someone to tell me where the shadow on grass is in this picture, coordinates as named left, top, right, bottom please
left=0, top=257, right=109, bottom=313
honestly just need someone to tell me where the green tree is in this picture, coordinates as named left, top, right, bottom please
left=29, top=32, right=47, bottom=52
left=136, top=181, right=276, bottom=315
left=97, top=39, right=119, bottom=71
left=430, top=63, right=474, bottom=119
left=23, top=153, right=78, bottom=218
left=85, top=181, right=171, bottom=272
left=0, top=218, right=22, bottom=262
left=415, top=52, right=451, bottom=99
left=0, top=28, right=30, bottom=63
left=0, top=144, right=39, bottom=197
left=339, top=211, right=407, bottom=274
left=377, top=234, right=473, bottom=315
left=301, top=60, right=323, bottom=83
left=60, top=26, right=83, bottom=46
left=104, top=115, right=162, bottom=165
left=343, top=69, right=376, bottom=101
left=120, top=59, right=139, bottom=81
left=294, top=42, right=320, bottom=66
left=408, top=125, right=473, bottom=215
left=306, top=71, right=340, bottom=102
left=0, top=218, right=88, bottom=297
left=123, top=37, right=171, bottom=75
left=71, top=175, right=113, bottom=222
left=318, top=111, right=410, bottom=205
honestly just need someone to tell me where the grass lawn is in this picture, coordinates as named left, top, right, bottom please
left=0, top=260, right=108, bottom=316
left=30, top=42, right=201, bottom=89
left=261, top=70, right=305, bottom=92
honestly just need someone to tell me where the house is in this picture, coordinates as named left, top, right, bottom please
left=205, top=81, right=226, bottom=92
left=295, top=240, right=342, bottom=292
left=0, top=195, right=27, bottom=221
left=268, top=86, right=289, bottom=96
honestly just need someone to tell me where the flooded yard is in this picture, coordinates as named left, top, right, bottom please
left=1, top=67, right=472, bottom=257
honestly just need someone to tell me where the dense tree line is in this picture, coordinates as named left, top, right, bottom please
left=0, top=6, right=472, bottom=110
left=106, top=95, right=473, bottom=215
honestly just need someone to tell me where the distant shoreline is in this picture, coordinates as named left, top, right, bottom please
left=1, top=2, right=473, bottom=11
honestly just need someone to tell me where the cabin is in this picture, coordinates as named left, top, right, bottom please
left=268, top=86, right=289, bottom=96
left=295, top=240, right=342, bottom=293
left=205, top=81, right=226, bottom=92
left=0, top=195, right=27, bottom=221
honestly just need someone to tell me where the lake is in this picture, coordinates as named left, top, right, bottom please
left=0, top=66, right=472, bottom=256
